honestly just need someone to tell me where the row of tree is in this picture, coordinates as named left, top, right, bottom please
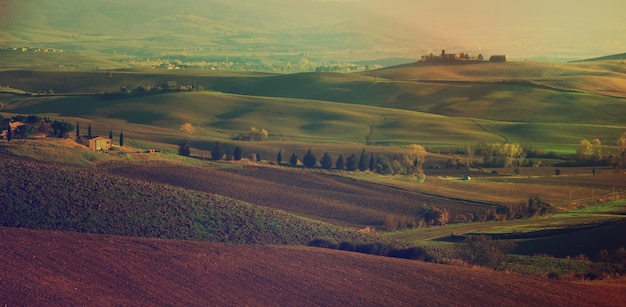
left=279, top=144, right=427, bottom=176
left=179, top=141, right=428, bottom=178
left=469, top=133, right=626, bottom=168
left=178, top=141, right=257, bottom=162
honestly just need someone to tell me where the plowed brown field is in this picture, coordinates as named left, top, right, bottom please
left=107, top=162, right=497, bottom=228
left=2, top=227, right=625, bottom=306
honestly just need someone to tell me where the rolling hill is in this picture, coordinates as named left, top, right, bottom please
left=2, top=60, right=626, bottom=304
left=1, top=59, right=625, bottom=152
left=2, top=2, right=626, bottom=304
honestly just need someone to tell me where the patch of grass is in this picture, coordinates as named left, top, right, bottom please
left=505, top=254, right=595, bottom=277
left=570, top=199, right=626, bottom=215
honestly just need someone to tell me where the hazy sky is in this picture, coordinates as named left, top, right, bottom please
left=1, top=0, right=623, bottom=59
left=360, top=0, right=625, bottom=58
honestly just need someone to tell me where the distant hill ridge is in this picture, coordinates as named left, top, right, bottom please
left=575, top=53, right=626, bottom=62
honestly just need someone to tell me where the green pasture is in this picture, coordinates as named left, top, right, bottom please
left=3, top=91, right=624, bottom=154
left=1, top=58, right=625, bottom=155
left=385, top=199, right=626, bottom=267
left=0, top=50, right=128, bottom=70
left=386, top=200, right=626, bottom=246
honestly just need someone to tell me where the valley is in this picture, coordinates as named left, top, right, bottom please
left=2, top=3, right=626, bottom=302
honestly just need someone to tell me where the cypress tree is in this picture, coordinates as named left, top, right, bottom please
left=87, top=124, right=92, bottom=139
left=320, top=152, right=333, bottom=169
left=358, top=149, right=368, bottom=171
left=303, top=148, right=316, bottom=168
left=119, top=131, right=124, bottom=146
left=7, top=127, right=12, bottom=142
left=211, top=141, right=223, bottom=160
left=109, top=129, right=113, bottom=140
left=346, top=154, right=358, bottom=171
left=335, top=154, right=344, bottom=170
left=289, top=152, right=298, bottom=166
left=369, top=153, right=375, bottom=171
left=76, top=123, right=80, bottom=138
left=234, top=146, right=242, bottom=160
left=277, top=149, right=283, bottom=164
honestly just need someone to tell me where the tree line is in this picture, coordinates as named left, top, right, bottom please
left=1, top=115, right=75, bottom=140
left=179, top=141, right=428, bottom=179
left=280, top=145, right=427, bottom=179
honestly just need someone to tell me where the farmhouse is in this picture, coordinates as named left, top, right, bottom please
left=489, top=55, right=508, bottom=62
left=1, top=121, right=24, bottom=139
left=89, top=136, right=112, bottom=151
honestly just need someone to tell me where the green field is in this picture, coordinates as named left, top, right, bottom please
left=2, top=59, right=625, bottom=155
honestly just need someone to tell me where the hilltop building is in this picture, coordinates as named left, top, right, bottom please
left=489, top=55, right=508, bottom=62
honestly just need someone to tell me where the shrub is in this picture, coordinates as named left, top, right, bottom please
left=308, top=239, right=433, bottom=261
left=339, top=241, right=356, bottom=252
left=456, top=235, right=517, bottom=270
left=390, top=246, right=432, bottom=261
left=178, top=140, right=191, bottom=156
left=417, top=204, right=449, bottom=226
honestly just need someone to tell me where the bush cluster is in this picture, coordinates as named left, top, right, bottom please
left=496, top=195, right=556, bottom=220
left=1, top=114, right=75, bottom=139
left=455, top=235, right=517, bottom=271
left=384, top=204, right=450, bottom=231
left=308, top=238, right=433, bottom=261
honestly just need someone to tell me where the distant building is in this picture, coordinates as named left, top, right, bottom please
left=420, top=49, right=476, bottom=62
left=489, top=55, right=508, bottom=62
left=441, top=49, right=460, bottom=61
left=1, top=121, right=23, bottom=139
left=89, top=136, right=112, bottom=151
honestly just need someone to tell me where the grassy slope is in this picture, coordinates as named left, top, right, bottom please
left=0, top=50, right=129, bottom=70
left=386, top=199, right=626, bottom=258
left=1, top=91, right=501, bottom=148
left=1, top=60, right=625, bottom=152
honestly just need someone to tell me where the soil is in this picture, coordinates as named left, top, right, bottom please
left=2, top=227, right=625, bottom=306
left=106, top=162, right=497, bottom=227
